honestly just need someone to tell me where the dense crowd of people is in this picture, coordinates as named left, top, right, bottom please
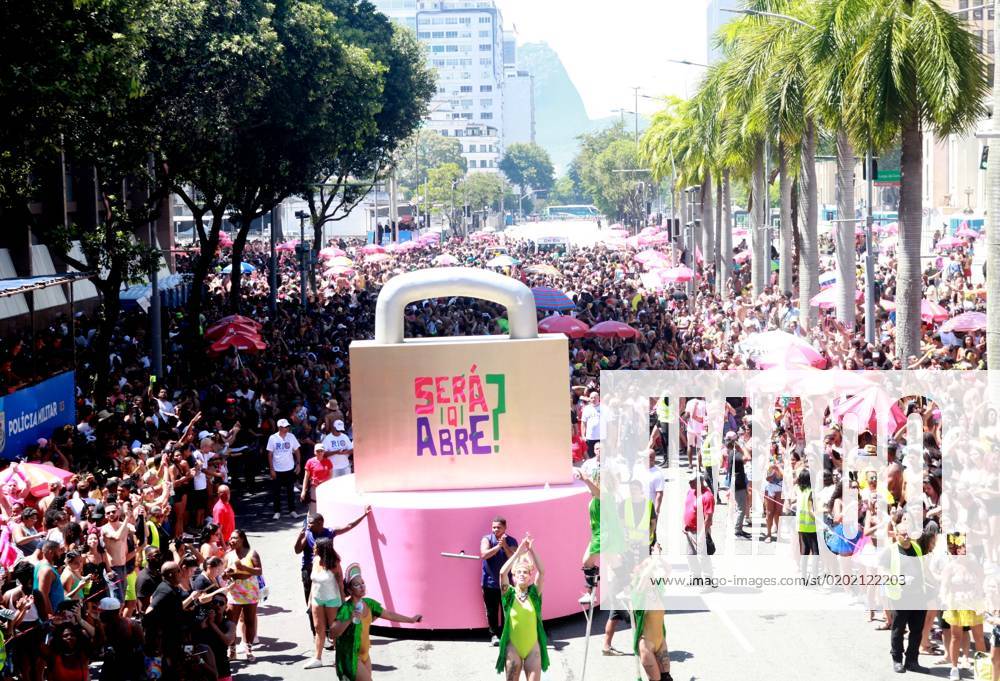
left=0, top=213, right=994, bottom=680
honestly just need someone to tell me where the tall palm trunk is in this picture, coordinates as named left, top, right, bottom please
left=721, top=169, right=733, bottom=300
left=896, top=111, right=923, bottom=363
left=702, top=170, right=715, bottom=291
left=715, top=174, right=723, bottom=293
left=778, top=143, right=794, bottom=295
left=751, top=141, right=768, bottom=296
left=798, top=120, right=819, bottom=331
left=835, top=130, right=858, bottom=327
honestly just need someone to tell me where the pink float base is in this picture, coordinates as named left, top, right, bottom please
left=315, top=475, right=591, bottom=630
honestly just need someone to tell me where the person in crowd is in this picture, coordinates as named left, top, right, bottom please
left=301, top=444, right=332, bottom=518
left=212, top=485, right=236, bottom=544
left=321, top=419, right=354, bottom=479
left=331, top=563, right=422, bottom=681
left=303, top=537, right=344, bottom=669
left=480, top=516, right=517, bottom=647
left=224, top=529, right=262, bottom=662
left=266, top=419, right=301, bottom=520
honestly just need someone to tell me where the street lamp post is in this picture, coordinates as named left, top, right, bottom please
left=294, top=210, right=308, bottom=312
left=864, top=152, right=877, bottom=344
left=269, top=207, right=277, bottom=318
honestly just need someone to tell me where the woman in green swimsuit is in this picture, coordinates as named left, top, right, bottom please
left=495, top=535, right=548, bottom=680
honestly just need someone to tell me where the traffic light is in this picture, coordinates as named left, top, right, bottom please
left=981, top=146, right=989, bottom=170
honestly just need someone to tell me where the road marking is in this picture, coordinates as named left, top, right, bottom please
left=711, top=607, right=755, bottom=652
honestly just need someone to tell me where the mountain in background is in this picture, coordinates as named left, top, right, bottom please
left=518, top=41, right=647, bottom=173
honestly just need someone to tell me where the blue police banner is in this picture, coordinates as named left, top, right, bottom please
left=0, top=371, right=75, bottom=460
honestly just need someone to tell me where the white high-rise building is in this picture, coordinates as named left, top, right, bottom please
left=414, top=0, right=506, bottom=173
left=371, top=0, right=418, bottom=30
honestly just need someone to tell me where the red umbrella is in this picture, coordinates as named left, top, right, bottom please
left=0, top=463, right=75, bottom=497
left=214, top=314, right=262, bottom=330
left=538, top=315, right=590, bottom=339
left=210, top=332, right=267, bottom=354
left=588, top=321, right=640, bottom=340
left=205, top=322, right=261, bottom=341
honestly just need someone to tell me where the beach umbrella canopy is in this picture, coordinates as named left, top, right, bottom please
left=432, top=254, right=459, bottom=266
left=328, top=256, right=354, bottom=268
left=205, top=322, right=260, bottom=341
left=0, top=463, right=75, bottom=497
left=318, top=246, right=346, bottom=259
left=531, top=286, right=575, bottom=311
left=525, top=263, right=561, bottom=277
left=755, top=343, right=827, bottom=370
left=486, top=255, right=517, bottom=268
left=733, top=250, right=751, bottom=263
left=221, top=262, right=255, bottom=275
left=831, top=387, right=907, bottom=435
left=659, top=266, right=694, bottom=283
left=935, top=236, right=965, bottom=251
left=470, top=232, right=497, bottom=242
left=810, top=286, right=862, bottom=309
left=214, top=314, right=262, bottom=330
left=955, top=227, right=980, bottom=239
left=361, top=244, right=385, bottom=254
left=275, top=240, right=299, bottom=253
left=739, top=331, right=827, bottom=369
left=210, top=331, right=267, bottom=354
left=588, top=320, right=640, bottom=339
left=366, top=252, right=392, bottom=263
left=876, top=222, right=898, bottom=235
left=921, top=299, right=950, bottom=323
left=634, top=250, right=669, bottom=264
left=538, top=315, right=590, bottom=338
left=941, top=311, right=986, bottom=333
left=324, top=265, right=355, bottom=277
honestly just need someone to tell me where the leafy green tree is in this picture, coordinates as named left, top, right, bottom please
left=460, top=172, right=508, bottom=213
left=499, top=143, right=555, bottom=199
left=830, top=0, right=987, bottom=361
left=395, top=129, right=467, bottom=192
left=303, top=15, right=435, bottom=254
left=549, top=175, right=586, bottom=205
left=426, top=163, right=465, bottom=230
left=0, top=0, right=161, bottom=399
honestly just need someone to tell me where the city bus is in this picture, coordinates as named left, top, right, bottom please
left=543, top=205, right=599, bottom=220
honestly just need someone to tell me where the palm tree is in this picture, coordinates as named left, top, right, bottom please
left=809, top=0, right=868, bottom=329
left=835, top=0, right=987, bottom=362
left=988, top=5, right=1000, bottom=381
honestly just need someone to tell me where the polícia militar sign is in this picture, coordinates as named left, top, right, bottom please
left=0, top=371, right=75, bottom=460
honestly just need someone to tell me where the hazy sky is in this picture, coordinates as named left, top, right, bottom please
left=494, top=0, right=710, bottom=119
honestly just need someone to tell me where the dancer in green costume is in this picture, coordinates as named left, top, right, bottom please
left=330, top=563, right=422, bottom=680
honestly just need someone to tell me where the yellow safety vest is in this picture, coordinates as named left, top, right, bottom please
left=656, top=397, right=672, bottom=423
left=886, top=541, right=923, bottom=601
left=797, top=489, right=816, bottom=532
left=624, top=500, right=654, bottom=543
left=701, top=438, right=720, bottom=468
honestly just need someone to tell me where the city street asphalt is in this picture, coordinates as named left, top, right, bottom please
left=231, top=481, right=963, bottom=681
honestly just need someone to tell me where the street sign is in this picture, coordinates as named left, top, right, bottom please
left=875, top=145, right=901, bottom=185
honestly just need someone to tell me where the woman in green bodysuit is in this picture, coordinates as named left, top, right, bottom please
left=495, top=535, right=548, bottom=680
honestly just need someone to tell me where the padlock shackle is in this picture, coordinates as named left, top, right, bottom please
left=374, top=267, right=538, bottom=344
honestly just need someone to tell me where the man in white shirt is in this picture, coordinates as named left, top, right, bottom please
left=631, top=448, right=665, bottom=544
left=321, top=420, right=354, bottom=477
left=581, top=392, right=602, bottom=458
left=266, top=418, right=301, bottom=520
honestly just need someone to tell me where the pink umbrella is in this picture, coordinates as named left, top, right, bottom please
left=634, top=250, right=668, bottom=263
left=588, top=320, right=641, bottom=340
left=397, top=241, right=420, bottom=252
left=921, top=299, right=950, bottom=323
left=810, top=286, right=862, bottom=309
left=361, top=244, right=386, bottom=254
left=732, top=228, right=749, bottom=239
left=639, top=226, right=660, bottom=236
left=659, top=266, right=695, bottom=283
left=876, top=222, right=898, bottom=235
left=831, top=387, right=907, bottom=435
left=319, top=246, right=346, bottom=259
left=325, top=265, right=355, bottom=277
left=935, top=236, right=965, bottom=251
left=275, top=240, right=298, bottom=253
left=733, top=250, right=751, bottom=263
left=366, top=252, right=392, bottom=263
left=756, top=344, right=827, bottom=370
left=955, top=227, right=980, bottom=239
left=432, top=253, right=459, bottom=266
left=941, top=311, right=986, bottom=333
left=625, top=236, right=643, bottom=249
